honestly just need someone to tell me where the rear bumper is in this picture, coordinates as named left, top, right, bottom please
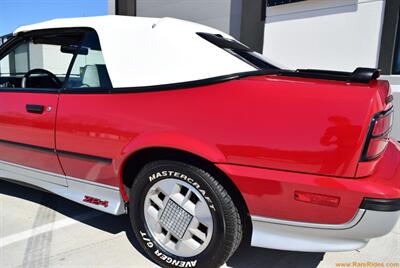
left=249, top=196, right=400, bottom=252
left=251, top=209, right=399, bottom=252
left=216, top=139, right=400, bottom=252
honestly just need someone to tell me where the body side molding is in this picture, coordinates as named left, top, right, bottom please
left=0, top=139, right=112, bottom=163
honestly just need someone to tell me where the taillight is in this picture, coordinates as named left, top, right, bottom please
left=361, top=106, right=393, bottom=161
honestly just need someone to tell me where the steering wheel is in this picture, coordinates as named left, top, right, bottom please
left=21, top=68, right=62, bottom=88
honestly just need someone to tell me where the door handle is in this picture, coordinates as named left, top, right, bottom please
left=26, top=104, right=44, bottom=114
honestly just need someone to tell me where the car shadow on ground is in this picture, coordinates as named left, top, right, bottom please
left=227, top=243, right=325, bottom=268
left=0, top=180, right=148, bottom=259
left=0, top=180, right=325, bottom=268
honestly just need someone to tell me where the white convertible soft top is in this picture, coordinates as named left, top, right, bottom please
left=14, top=15, right=256, bottom=88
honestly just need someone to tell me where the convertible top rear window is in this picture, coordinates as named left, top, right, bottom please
left=197, top=32, right=279, bottom=71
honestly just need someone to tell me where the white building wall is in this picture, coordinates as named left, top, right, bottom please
left=136, top=0, right=241, bottom=38
left=108, top=0, right=116, bottom=15
left=263, top=0, right=385, bottom=71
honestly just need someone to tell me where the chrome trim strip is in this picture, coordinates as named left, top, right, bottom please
left=66, top=176, right=119, bottom=190
left=251, top=209, right=366, bottom=230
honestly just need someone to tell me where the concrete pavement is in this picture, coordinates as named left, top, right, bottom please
left=0, top=180, right=398, bottom=268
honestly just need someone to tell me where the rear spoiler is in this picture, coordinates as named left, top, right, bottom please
left=278, top=67, right=380, bottom=84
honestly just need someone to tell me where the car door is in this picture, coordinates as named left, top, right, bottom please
left=55, top=30, right=117, bottom=187
left=0, top=32, right=81, bottom=186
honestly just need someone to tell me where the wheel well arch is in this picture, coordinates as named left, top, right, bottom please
left=121, top=147, right=252, bottom=244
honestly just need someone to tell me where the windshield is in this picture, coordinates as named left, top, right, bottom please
left=197, top=32, right=279, bottom=71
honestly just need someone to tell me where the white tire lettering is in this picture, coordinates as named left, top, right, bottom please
left=140, top=231, right=154, bottom=248
left=171, top=259, right=180, bottom=266
left=154, top=250, right=197, bottom=267
left=154, top=249, right=162, bottom=257
left=148, top=170, right=216, bottom=214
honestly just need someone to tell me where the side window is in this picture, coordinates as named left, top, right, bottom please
left=66, top=32, right=112, bottom=89
left=0, top=37, right=75, bottom=89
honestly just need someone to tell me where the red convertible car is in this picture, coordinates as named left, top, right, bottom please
left=0, top=16, right=399, bottom=268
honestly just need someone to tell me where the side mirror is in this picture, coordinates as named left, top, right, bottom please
left=61, top=45, right=89, bottom=55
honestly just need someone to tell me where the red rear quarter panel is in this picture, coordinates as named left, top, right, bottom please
left=55, top=75, right=389, bottom=223
left=217, top=140, right=400, bottom=224
left=57, top=75, right=382, bottom=180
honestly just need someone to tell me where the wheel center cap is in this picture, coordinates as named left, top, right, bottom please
left=159, top=199, right=193, bottom=239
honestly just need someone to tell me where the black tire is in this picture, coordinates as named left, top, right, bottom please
left=129, top=160, right=242, bottom=268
